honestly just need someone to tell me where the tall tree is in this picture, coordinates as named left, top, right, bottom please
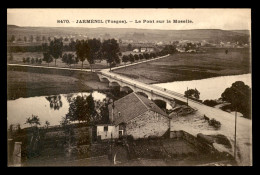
left=134, top=54, right=139, bottom=61
left=30, top=35, right=34, bottom=42
left=122, top=55, right=129, bottom=67
left=49, top=38, right=63, bottom=66
left=139, top=54, right=144, bottom=60
left=88, top=38, right=102, bottom=72
left=75, top=40, right=90, bottom=69
left=62, top=53, right=76, bottom=68
left=129, top=54, right=135, bottom=63
left=43, top=52, right=53, bottom=67
left=221, top=81, right=251, bottom=119
left=127, top=44, right=132, bottom=51
left=66, top=94, right=96, bottom=123
left=102, top=39, right=121, bottom=71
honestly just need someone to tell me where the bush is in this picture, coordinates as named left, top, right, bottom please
left=203, top=100, right=218, bottom=107
left=208, top=118, right=221, bottom=129
left=22, top=57, right=26, bottom=63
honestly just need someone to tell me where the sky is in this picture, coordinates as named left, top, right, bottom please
left=7, top=8, right=251, bottom=30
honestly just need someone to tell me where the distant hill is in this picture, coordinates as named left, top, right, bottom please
left=7, top=25, right=250, bottom=44
left=230, top=30, right=250, bottom=35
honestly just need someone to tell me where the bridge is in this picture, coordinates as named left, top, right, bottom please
left=97, top=68, right=252, bottom=166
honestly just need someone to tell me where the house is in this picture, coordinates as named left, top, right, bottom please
left=133, top=49, right=139, bottom=52
left=140, top=47, right=155, bottom=53
left=96, top=92, right=170, bottom=140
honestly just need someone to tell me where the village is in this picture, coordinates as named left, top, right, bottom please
left=7, top=9, right=252, bottom=167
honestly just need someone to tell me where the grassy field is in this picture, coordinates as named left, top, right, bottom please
left=7, top=52, right=110, bottom=69
left=113, top=48, right=251, bottom=84
left=7, top=66, right=109, bottom=100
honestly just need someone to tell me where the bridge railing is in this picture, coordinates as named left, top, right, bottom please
left=99, top=71, right=204, bottom=106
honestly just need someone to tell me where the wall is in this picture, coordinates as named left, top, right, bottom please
left=97, top=125, right=119, bottom=140
left=126, top=110, right=170, bottom=139
left=170, top=130, right=214, bottom=153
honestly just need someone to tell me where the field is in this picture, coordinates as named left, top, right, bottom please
left=7, top=52, right=109, bottom=69
left=113, top=48, right=251, bottom=84
left=7, top=66, right=109, bottom=100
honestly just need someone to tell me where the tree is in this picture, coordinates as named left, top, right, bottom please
left=139, top=54, right=144, bottom=60
left=99, top=100, right=110, bottom=124
left=62, top=53, right=76, bottom=68
left=26, top=57, right=30, bottom=63
left=102, top=39, right=121, bottom=71
left=45, top=95, right=63, bottom=110
left=134, top=54, right=139, bottom=61
left=122, top=55, right=129, bottom=67
left=43, top=52, right=53, bottom=66
left=42, top=43, right=48, bottom=52
left=75, top=40, right=90, bottom=69
left=10, top=35, right=15, bottom=43
left=36, top=36, right=41, bottom=42
left=66, top=94, right=96, bottom=123
left=42, top=36, right=46, bottom=41
left=49, top=38, right=63, bottom=66
left=30, top=35, right=34, bottom=42
left=184, top=88, right=200, bottom=100
left=25, top=115, right=41, bottom=128
left=88, top=38, right=102, bottom=72
left=69, top=40, right=76, bottom=51
left=144, top=53, right=150, bottom=59
left=60, top=116, right=74, bottom=157
left=127, top=44, right=132, bottom=51
left=129, top=54, right=135, bottom=63
left=221, top=81, right=251, bottom=119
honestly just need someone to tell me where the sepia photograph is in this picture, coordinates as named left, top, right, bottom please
left=7, top=8, right=252, bottom=166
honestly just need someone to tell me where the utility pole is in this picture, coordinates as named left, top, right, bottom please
left=186, top=87, right=189, bottom=106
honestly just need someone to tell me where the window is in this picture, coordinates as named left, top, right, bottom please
left=104, top=126, right=108, bottom=132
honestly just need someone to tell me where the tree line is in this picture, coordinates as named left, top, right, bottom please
left=41, top=38, right=121, bottom=71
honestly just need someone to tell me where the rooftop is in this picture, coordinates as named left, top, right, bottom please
left=108, top=92, right=169, bottom=126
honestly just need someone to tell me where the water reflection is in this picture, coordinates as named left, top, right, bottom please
left=7, top=91, right=107, bottom=129
left=45, top=95, right=63, bottom=110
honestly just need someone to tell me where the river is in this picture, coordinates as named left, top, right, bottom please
left=154, top=74, right=251, bottom=101
left=7, top=91, right=107, bottom=129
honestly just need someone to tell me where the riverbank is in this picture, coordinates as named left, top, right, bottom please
left=7, top=66, right=109, bottom=100
left=113, top=48, right=250, bottom=84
